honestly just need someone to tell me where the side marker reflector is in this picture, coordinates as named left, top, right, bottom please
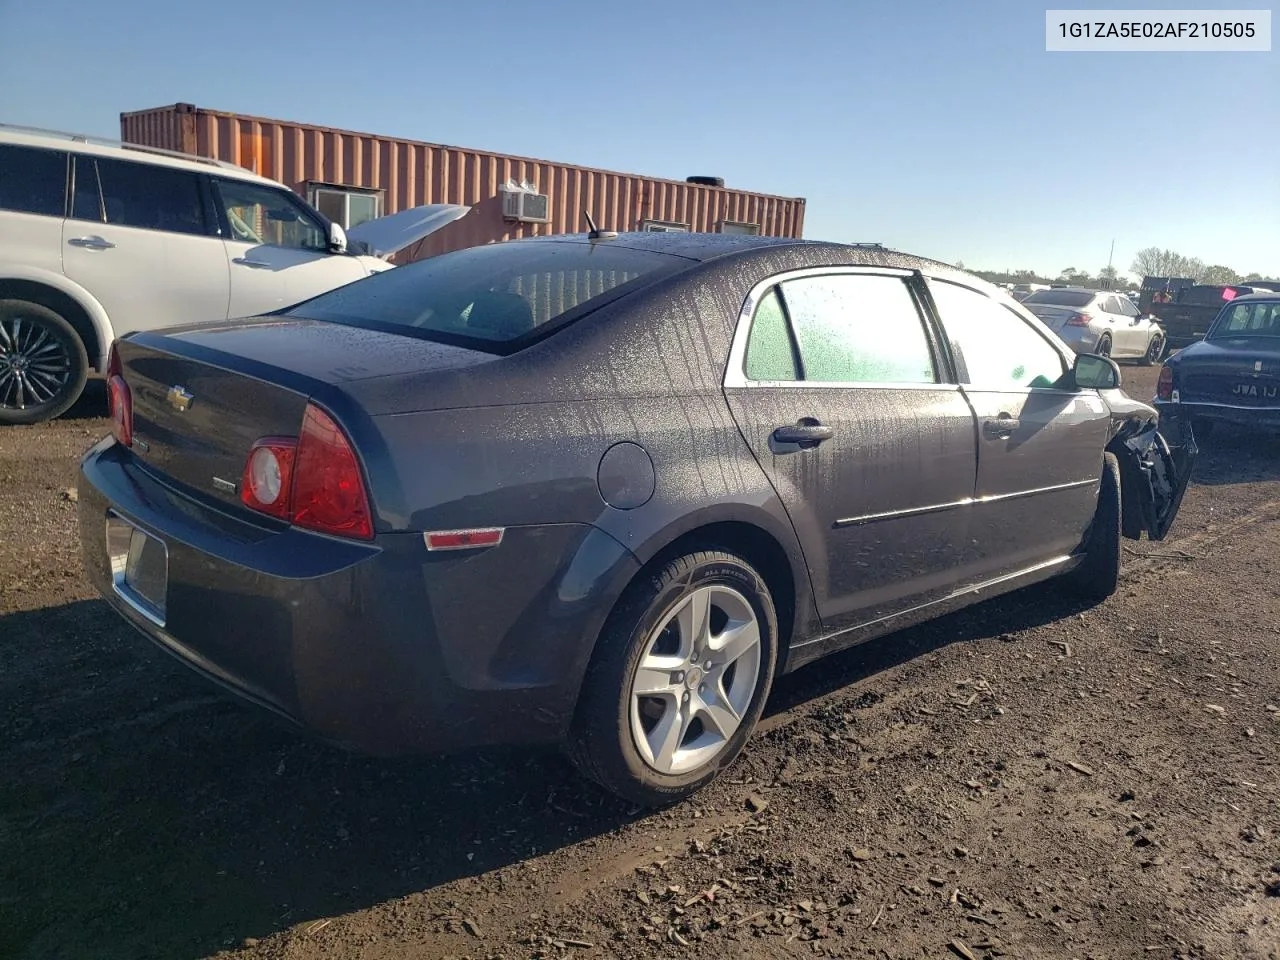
left=425, top=528, right=505, bottom=551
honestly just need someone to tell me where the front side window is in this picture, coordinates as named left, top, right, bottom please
left=930, top=281, right=1066, bottom=389
left=0, top=144, right=67, bottom=217
left=1117, top=297, right=1140, bottom=317
left=215, top=179, right=327, bottom=251
left=84, top=157, right=207, bottom=236
left=745, top=274, right=936, bottom=384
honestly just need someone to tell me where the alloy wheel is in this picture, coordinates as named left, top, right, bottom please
left=0, top=315, right=72, bottom=410
left=628, top=584, right=762, bottom=775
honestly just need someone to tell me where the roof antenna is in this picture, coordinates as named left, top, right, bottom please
left=584, top=210, right=617, bottom=241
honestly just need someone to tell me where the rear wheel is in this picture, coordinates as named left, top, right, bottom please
left=566, top=549, right=778, bottom=807
left=1096, top=335, right=1112, bottom=359
left=1069, top=452, right=1121, bottom=602
left=0, top=299, right=88, bottom=425
left=1140, top=334, right=1164, bottom=366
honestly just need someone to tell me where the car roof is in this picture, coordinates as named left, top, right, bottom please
left=1227, top=291, right=1280, bottom=303
left=0, top=123, right=284, bottom=188
left=518, top=232, right=988, bottom=280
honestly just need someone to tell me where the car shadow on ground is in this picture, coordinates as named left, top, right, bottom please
left=1184, top=423, right=1280, bottom=487
left=60, top=376, right=109, bottom=421
left=0, top=580, right=1093, bottom=960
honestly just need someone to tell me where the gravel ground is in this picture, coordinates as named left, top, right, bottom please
left=2, top=367, right=1279, bottom=960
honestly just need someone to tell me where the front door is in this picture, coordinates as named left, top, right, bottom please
left=926, top=279, right=1110, bottom=579
left=62, top=155, right=229, bottom=335
left=210, top=178, right=368, bottom=319
left=723, top=269, right=979, bottom=634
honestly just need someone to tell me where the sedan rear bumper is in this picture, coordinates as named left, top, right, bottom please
left=78, top=439, right=641, bottom=755
left=1154, top=399, right=1280, bottom=430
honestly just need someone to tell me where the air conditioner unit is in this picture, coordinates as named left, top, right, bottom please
left=501, top=185, right=550, bottom=223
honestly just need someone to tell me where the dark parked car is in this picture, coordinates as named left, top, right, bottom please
left=77, top=235, right=1195, bottom=806
left=1149, top=283, right=1271, bottom=349
left=1156, top=292, right=1280, bottom=431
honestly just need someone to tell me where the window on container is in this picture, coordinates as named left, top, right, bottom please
left=0, top=144, right=67, bottom=217
left=310, top=186, right=382, bottom=229
left=214, top=178, right=327, bottom=251
left=719, top=221, right=760, bottom=236
left=287, top=240, right=690, bottom=352
left=83, top=157, right=207, bottom=235
left=640, top=220, right=689, bottom=233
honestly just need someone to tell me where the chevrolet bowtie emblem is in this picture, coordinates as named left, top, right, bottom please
left=167, top=385, right=194, bottom=412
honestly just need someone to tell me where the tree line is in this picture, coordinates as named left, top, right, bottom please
left=958, top=247, right=1276, bottom=290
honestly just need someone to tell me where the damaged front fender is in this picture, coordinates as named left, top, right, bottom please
left=1109, top=413, right=1198, bottom=543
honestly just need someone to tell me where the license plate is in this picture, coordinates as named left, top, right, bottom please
left=106, top=515, right=168, bottom=626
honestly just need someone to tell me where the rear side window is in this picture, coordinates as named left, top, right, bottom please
left=744, top=288, right=799, bottom=380
left=289, top=241, right=687, bottom=352
left=930, top=281, right=1066, bottom=389
left=742, top=274, right=936, bottom=384
left=72, top=156, right=207, bottom=236
left=0, top=143, right=67, bottom=217
left=779, top=275, right=936, bottom=383
left=1213, top=301, right=1280, bottom=337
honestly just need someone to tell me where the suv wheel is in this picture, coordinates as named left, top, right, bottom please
left=567, top=549, right=778, bottom=807
left=1069, top=452, right=1121, bottom=602
left=0, top=300, right=89, bottom=425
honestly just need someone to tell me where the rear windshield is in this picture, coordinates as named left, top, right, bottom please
left=1023, top=290, right=1094, bottom=308
left=288, top=241, right=689, bottom=353
left=1210, top=300, right=1280, bottom=339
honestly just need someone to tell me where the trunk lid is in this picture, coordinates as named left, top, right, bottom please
left=117, top=318, right=495, bottom=508
left=119, top=337, right=311, bottom=508
left=1178, top=339, right=1280, bottom=405
left=1024, top=304, right=1084, bottom=334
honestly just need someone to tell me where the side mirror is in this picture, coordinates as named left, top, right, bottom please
left=327, top=222, right=348, bottom=255
left=1074, top=353, right=1121, bottom=390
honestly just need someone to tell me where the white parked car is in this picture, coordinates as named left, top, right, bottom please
left=0, top=124, right=468, bottom=424
left=1021, top=288, right=1166, bottom=364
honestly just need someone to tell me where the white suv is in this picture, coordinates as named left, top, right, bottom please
left=0, top=125, right=468, bottom=424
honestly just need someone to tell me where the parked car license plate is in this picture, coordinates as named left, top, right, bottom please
left=105, top=515, right=168, bottom=625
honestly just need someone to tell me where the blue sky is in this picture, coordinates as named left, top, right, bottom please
left=2, top=0, right=1276, bottom=278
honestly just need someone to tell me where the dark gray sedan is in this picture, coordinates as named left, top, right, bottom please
left=78, top=234, right=1195, bottom=806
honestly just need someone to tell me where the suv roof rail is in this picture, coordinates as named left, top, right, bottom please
left=0, top=122, right=246, bottom=172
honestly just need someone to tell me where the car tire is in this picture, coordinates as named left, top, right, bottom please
left=1069, top=452, right=1121, bottom=603
left=566, top=549, right=778, bottom=807
left=0, top=299, right=89, bottom=426
left=1096, top=335, right=1112, bottom=358
left=1139, top=335, right=1164, bottom=366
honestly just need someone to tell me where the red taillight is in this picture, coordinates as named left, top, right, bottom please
left=1157, top=365, right=1174, bottom=401
left=106, top=343, right=132, bottom=448
left=1065, top=312, right=1093, bottom=327
left=239, top=404, right=373, bottom=540
left=240, top=439, right=297, bottom=519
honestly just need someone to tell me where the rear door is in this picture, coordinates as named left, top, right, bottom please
left=722, top=268, right=979, bottom=633
left=926, top=279, right=1110, bottom=580
left=211, top=178, right=369, bottom=319
left=0, top=142, right=68, bottom=277
left=62, top=155, right=230, bottom=334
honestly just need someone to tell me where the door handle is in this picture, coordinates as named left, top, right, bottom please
left=68, top=236, right=115, bottom=250
left=772, top=420, right=834, bottom=447
left=232, top=257, right=272, bottom=268
left=982, top=416, right=1020, bottom=439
